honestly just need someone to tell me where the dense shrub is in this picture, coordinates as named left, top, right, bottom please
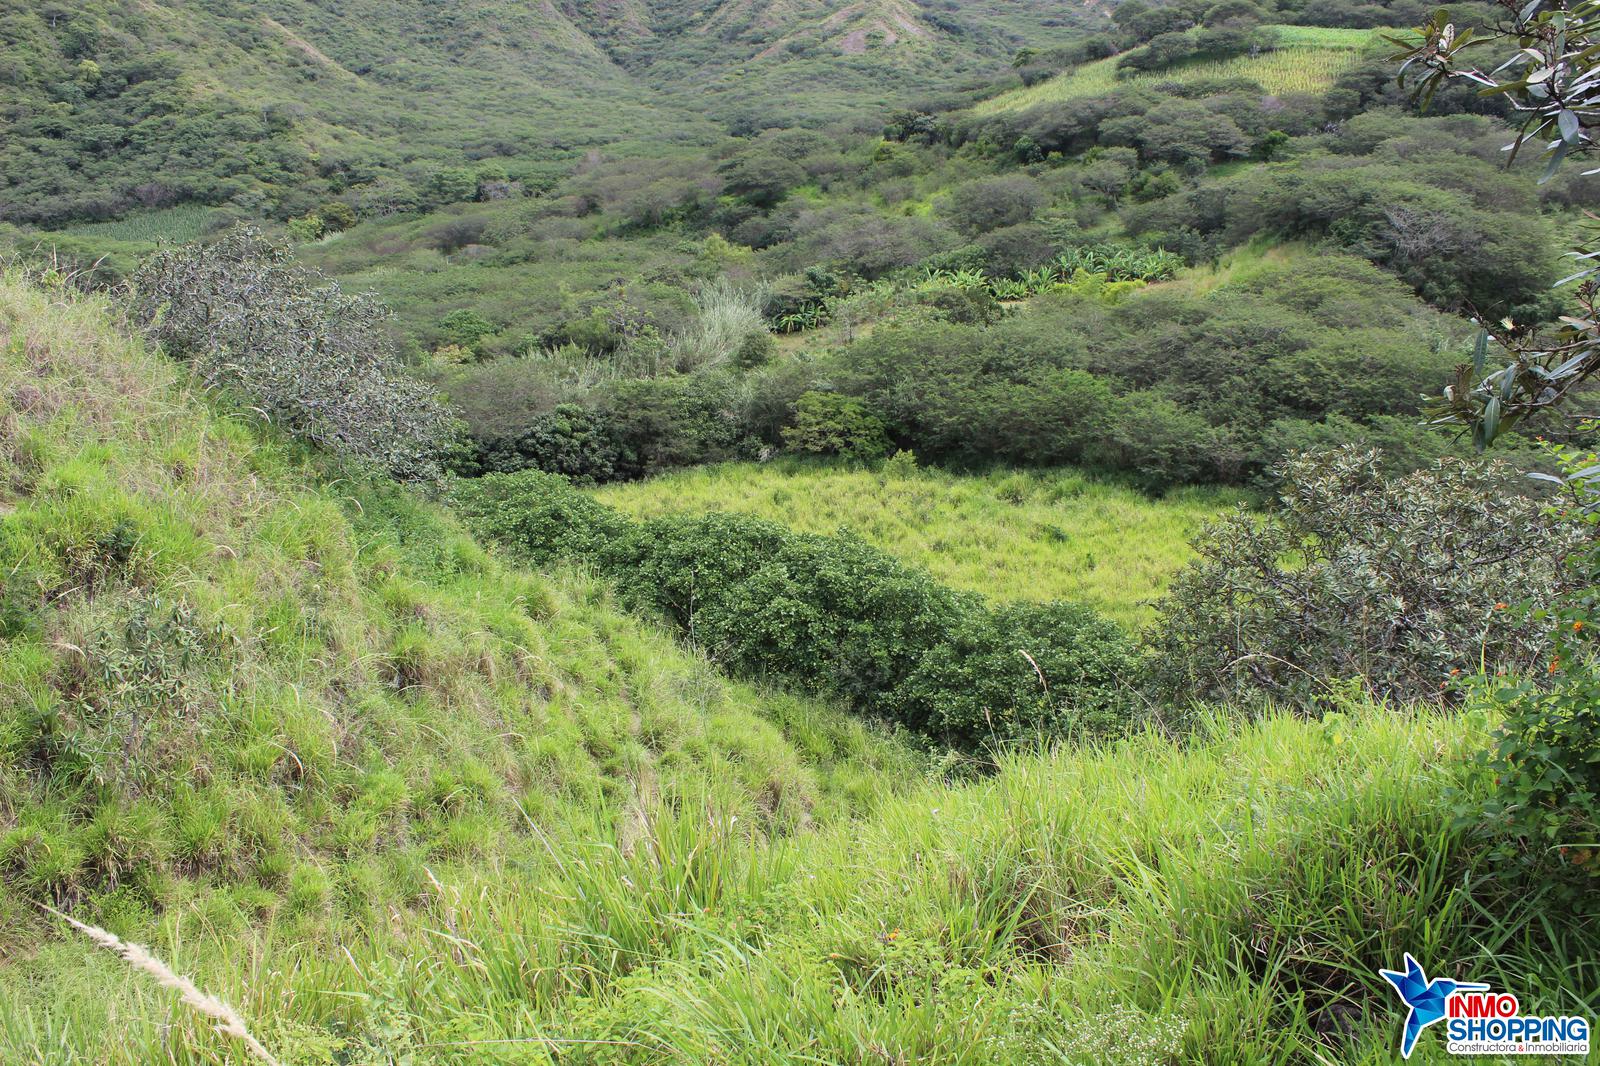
left=1148, top=448, right=1583, bottom=707
left=817, top=255, right=1456, bottom=487
left=466, top=403, right=620, bottom=483
left=606, top=513, right=966, bottom=714
left=782, top=392, right=890, bottom=460
left=597, top=372, right=752, bottom=479
left=901, top=602, right=1137, bottom=748
left=450, top=470, right=630, bottom=566
left=134, top=229, right=459, bottom=480
left=1469, top=451, right=1600, bottom=889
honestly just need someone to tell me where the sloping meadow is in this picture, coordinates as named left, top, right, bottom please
left=0, top=278, right=1593, bottom=1063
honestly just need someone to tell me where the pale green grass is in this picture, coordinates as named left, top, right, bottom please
left=593, top=460, right=1250, bottom=627
left=975, top=26, right=1380, bottom=115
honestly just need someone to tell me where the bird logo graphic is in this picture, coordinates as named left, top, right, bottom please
left=1380, top=953, right=1490, bottom=1058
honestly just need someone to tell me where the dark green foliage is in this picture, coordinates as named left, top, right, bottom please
left=598, top=372, right=752, bottom=479
left=456, top=476, right=1139, bottom=750
left=1126, top=113, right=1562, bottom=318
left=782, top=392, right=890, bottom=461
left=940, top=175, right=1048, bottom=236
left=450, top=470, right=630, bottom=566
left=1148, top=448, right=1583, bottom=707
left=607, top=513, right=965, bottom=715
left=465, top=404, right=620, bottom=484
left=822, top=254, right=1457, bottom=487
left=900, top=601, right=1136, bottom=748
left=1464, top=448, right=1600, bottom=891
left=134, top=230, right=460, bottom=480
left=1389, top=4, right=1600, bottom=447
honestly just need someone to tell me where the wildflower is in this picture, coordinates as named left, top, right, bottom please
left=1494, top=602, right=1508, bottom=611
left=1548, top=659, right=1561, bottom=674
left=1574, top=620, right=1586, bottom=633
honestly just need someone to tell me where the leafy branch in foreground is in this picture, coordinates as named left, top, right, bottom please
left=1389, top=2, right=1600, bottom=449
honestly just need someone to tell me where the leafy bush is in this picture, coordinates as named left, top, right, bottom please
left=901, top=601, right=1137, bottom=748
left=466, top=403, right=620, bottom=483
left=1471, top=452, right=1600, bottom=887
left=135, top=228, right=459, bottom=480
left=606, top=513, right=965, bottom=715
left=1149, top=448, right=1582, bottom=707
left=782, top=392, right=890, bottom=460
left=450, top=470, right=630, bottom=566
left=597, top=372, right=751, bottom=479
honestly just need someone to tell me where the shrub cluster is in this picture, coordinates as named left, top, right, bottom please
left=1147, top=448, right=1583, bottom=707
left=453, top=472, right=1138, bottom=750
left=135, top=228, right=460, bottom=480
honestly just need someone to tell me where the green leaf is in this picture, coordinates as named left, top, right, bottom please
left=1558, top=108, right=1582, bottom=143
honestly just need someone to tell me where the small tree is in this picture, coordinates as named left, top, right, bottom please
left=1149, top=448, right=1583, bottom=707
left=783, top=392, right=890, bottom=460
left=135, top=227, right=459, bottom=480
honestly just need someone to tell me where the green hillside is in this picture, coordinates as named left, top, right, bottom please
left=975, top=25, right=1380, bottom=114
left=4, top=0, right=1600, bottom=1056
left=2, top=280, right=1591, bottom=1066
left=0, top=273, right=921, bottom=1056
left=593, top=461, right=1247, bottom=626
left=0, top=0, right=1104, bottom=227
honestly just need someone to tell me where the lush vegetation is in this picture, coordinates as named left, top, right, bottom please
left=5, top=0, right=1600, bottom=1060
left=1151, top=448, right=1581, bottom=706
left=594, top=459, right=1246, bottom=626
left=14, top=278, right=1590, bottom=1065
left=455, top=471, right=1139, bottom=751
left=977, top=25, right=1381, bottom=114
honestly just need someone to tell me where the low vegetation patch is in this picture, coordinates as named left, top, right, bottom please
left=977, top=26, right=1380, bottom=114
left=593, top=459, right=1245, bottom=626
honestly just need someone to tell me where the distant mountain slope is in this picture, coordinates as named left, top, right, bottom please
left=1, top=0, right=1104, bottom=225
left=0, top=0, right=714, bottom=225
left=973, top=24, right=1379, bottom=114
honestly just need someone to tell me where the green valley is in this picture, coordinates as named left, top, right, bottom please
left=3, top=0, right=1600, bottom=1061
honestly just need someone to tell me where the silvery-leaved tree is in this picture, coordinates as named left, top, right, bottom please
left=135, top=227, right=461, bottom=481
left=1390, top=2, right=1599, bottom=465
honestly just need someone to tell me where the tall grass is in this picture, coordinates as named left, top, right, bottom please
left=10, top=706, right=1592, bottom=1063
left=2, top=277, right=1593, bottom=1065
left=594, top=459, right=1249, bottom=627
left=661, top=277, right=769, bottom=373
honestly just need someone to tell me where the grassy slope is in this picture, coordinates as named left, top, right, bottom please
left=594, top=460, right=1248, bottom=627
left=0, top=275, right=918, bottom=1058
left=975, top=26, right=1379, bottom=115
left=1, top=281, right=1593, bottom=1064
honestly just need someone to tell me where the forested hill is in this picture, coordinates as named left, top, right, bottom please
left=0, top=0, right=1101, bottom=226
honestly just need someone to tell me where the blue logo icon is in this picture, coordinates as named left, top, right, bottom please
left=1379, top=953, right=1489, bottom=1058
